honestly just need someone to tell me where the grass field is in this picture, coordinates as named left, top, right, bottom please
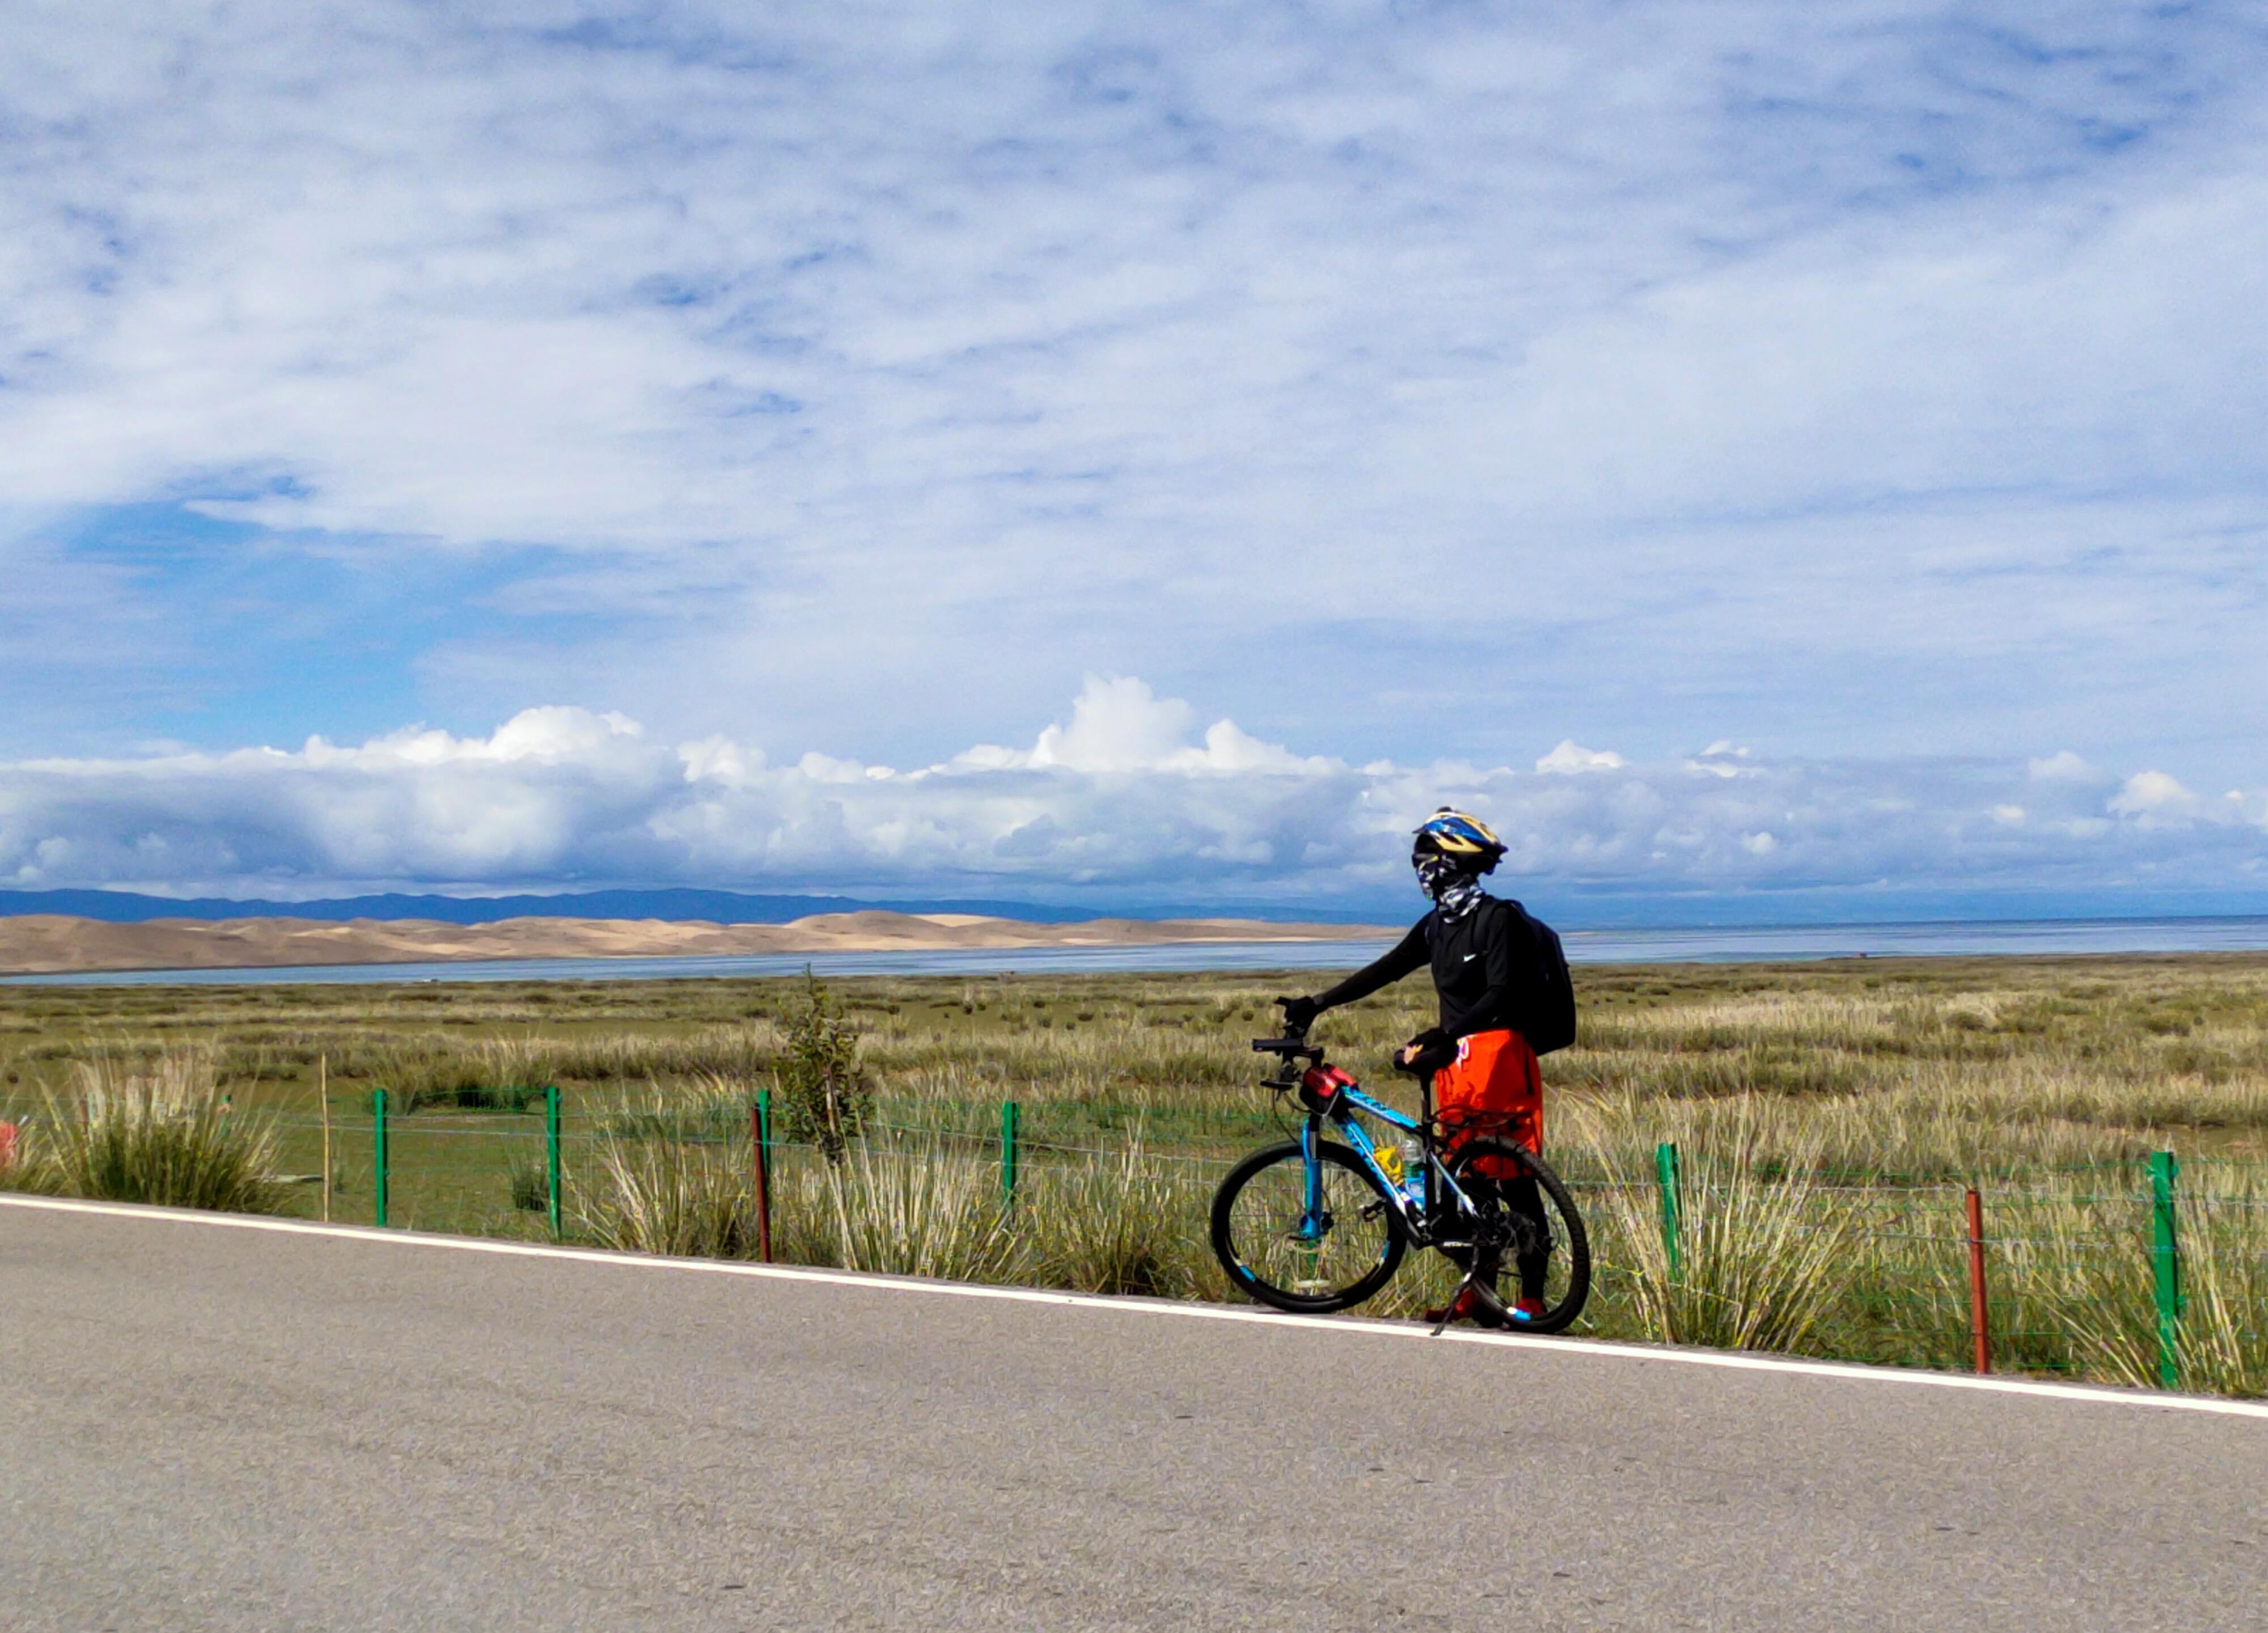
left=3, top=954, right=2265, bottom=1394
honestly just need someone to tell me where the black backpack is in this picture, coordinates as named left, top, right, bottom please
left=1501, top=898, right=1577, bottom=1054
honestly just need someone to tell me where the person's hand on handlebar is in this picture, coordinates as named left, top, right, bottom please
left=1275, top=995, right=1320, bottom=1032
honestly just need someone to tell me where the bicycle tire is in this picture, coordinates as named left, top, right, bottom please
left=1211, top=1137, right=1408, bottom=1313
left=1443, top=1137, right=1591, bottom=1334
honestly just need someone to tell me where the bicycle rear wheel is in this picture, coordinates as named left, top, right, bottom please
left=1211, top=1138, right=1407, bottom=1313
left=1442, top=1138, right=1591, bottom=1334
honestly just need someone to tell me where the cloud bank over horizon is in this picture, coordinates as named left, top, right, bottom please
left=6, top=678, right=2262, bottom=917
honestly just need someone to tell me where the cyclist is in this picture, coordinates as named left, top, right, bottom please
left=1278, top=807, right=1556, bottom=1325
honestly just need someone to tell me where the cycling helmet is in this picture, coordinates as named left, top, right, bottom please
left=1411, top=807, right=1505, bottom=873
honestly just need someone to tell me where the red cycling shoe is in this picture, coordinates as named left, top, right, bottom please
left=1424, top=1286, right=1518, bottom=1328
left=1423, top=1287, right=1483, bottom=1325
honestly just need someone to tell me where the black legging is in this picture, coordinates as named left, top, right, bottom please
left=1499, top=1173, right=1550, bottom=1302
left=1450, top=1165, right=1551, bottom=1302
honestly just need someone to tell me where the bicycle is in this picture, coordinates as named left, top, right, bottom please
left=1209, top=1004, right=1592, bottom=1334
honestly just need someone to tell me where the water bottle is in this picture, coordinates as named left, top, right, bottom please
left=1399, top=1141, right=1427, bottom=1209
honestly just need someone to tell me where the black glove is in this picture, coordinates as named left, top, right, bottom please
left=1276, top=995, right=1321, bottom=1032
left=1397, top=1028, right=1456, bottom=1077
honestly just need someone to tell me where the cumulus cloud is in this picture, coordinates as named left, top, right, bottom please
left=5, top=678, right=2265, bottom=907
left=2108, top=771, right=2202, bottom=821
left=1018, top=678, right=1328, bottom=776
left=2029, top=751, right=2103, bottom=784
left=1537, top=742, right=1627, bottom=775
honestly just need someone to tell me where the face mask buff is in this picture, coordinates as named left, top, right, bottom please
left=1414, top=854, right=1486, bottom=921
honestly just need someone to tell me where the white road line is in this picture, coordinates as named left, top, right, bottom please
left=8, top=1191, right=2267, bottom=1422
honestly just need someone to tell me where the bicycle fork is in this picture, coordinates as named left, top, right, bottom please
left=1293, top=1117, right=1328, bottom=1289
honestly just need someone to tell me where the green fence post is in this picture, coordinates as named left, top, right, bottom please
left=1001, top=1099, right=1021, bottom=1208
left=544, top=1085, right=562, bottom=1240
left=2151, top=1150, right=2182, bottom=1389
left=750, top=1101, right=774, bottom=1263
left=751, top=1089, right=776, bottom=1263
left=1656, top=1141, right=1683, bottom=1278
left=373, top=1088, right=390, bottom=1229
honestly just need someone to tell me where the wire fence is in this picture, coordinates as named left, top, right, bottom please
left=3, top=1076, right=2264, bottom=1396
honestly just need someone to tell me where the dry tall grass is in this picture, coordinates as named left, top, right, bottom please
left=9, top=957, right=2268, bottom=1391
left=578, top=1088, right=761, bottom=1257
left=574, top=1092, right=1216, bottom=1296
left=33, top=1050, right=288, bottom=1213
left=1018, top=1136, right=1207, bottom=1298
left=1588, top=1128, right=1861, bottom=1352
left=808, top=1144, right=1017, bottom=1281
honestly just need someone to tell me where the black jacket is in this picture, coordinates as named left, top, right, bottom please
left=1313, top=895, right=1539, bottom=1041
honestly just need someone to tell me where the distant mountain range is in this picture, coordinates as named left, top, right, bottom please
left=0, top=888, right=1093, bottom=926
left=11, top=883, right=2268, bottom=932
left=0, top=908, right=1388, bottom=977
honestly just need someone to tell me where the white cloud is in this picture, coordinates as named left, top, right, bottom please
left=2108, top=770, right=2202, bottom=820
left=4, top=678, right=2265, bottom=906
left=1536, top=742, right=1627, bottom=775
left=2029, top=751, right=2101, bottom=783
left=1021, top=678, right=1332, bottom=776
left=1026, top=677, right=1193, bottom=775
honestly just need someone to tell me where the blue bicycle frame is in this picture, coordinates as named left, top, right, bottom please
left=1232, top=1026, right=1582, bottom=1331
left=1299, top=1081, right=1481, bottom=1240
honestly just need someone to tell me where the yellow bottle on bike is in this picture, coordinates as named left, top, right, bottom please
left=1376, top=1142, right=1403, bottom=1184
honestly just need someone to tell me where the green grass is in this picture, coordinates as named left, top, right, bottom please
left=5, top=955, right=2267, bottom=1392
left=3, top=1048, right=290, bottom=1213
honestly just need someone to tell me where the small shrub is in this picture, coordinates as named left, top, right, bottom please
left=776, top=973, right=871, bottom=1164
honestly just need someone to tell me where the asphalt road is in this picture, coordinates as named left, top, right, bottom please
left=4, top=1198, right=2263, bottom=1632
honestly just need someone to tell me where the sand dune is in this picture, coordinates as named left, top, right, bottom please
left=0, top=911, right=1393, bottom=976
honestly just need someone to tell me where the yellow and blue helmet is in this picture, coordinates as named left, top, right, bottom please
left=1412, top=807, right=1505, bottom=873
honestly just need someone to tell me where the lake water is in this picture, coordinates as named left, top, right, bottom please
left=10, top=916, right=2268, bottom=987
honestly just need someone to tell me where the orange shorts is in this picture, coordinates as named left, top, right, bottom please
left=1435, top=1028, right=1543, bottom=1158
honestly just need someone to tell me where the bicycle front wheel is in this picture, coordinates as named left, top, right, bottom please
left=1211, top=1138, right=1407, bottom=1313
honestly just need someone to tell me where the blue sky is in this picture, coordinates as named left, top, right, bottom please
left=4, top=2, right=2267, bottom=917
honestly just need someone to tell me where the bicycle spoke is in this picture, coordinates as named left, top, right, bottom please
left=1215, top=1141, right=1403, bottom=1310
